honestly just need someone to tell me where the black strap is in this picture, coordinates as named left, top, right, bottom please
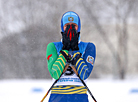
left=60, top=50, right=69, bottom=62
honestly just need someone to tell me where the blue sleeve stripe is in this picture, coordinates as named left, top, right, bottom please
left=83, top=68, right=88, bottom=80
left=76, top=61, right=85, bottom=72
left=77, top=63, right=86, bottom=73
left=76, top=58, right=83, bottom=67
left=79, top=65, right=87, bottom=78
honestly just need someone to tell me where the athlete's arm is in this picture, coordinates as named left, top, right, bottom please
left=72, top=43, right=96, bottom=80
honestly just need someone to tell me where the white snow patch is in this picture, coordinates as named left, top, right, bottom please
left=0, top=79, right=138, bottom=102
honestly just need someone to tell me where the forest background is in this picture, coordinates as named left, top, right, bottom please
left=0, top=0, right=138, bottom=80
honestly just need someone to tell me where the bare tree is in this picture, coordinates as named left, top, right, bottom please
left=81, top=0, right=138, bottom=79
left=1, top=0, right=138, bottom=79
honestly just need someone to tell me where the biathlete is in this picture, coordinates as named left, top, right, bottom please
left=46, top=11, right=96, bottom=102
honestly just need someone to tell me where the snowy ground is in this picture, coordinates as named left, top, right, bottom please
left=0, top=79, right=138, bottom=102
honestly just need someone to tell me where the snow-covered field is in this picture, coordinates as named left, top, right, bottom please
left=0, top=79, right=138, bottom=102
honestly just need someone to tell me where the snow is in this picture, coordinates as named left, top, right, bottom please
left=0, top=79, right=138, bottom=102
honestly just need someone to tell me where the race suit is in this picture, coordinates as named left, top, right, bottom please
left=46, top=41, right=96, bottom=102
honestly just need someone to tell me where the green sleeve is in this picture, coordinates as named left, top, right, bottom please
left=46, top=42, right=68, bottom=79
left=46, top=42, right=58, bottom=78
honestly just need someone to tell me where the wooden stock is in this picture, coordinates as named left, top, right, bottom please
left=63, top=64, right=69, bottom=73
left=70, top=65, right=78, bottom=76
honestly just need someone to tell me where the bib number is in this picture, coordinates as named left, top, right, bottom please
left=64, top=66, right=74, bottom=76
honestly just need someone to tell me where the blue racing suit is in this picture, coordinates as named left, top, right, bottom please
left=47, top=41, right=96, bottom=102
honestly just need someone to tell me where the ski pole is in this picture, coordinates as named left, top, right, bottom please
left=40, top=64, right=69, bottom=102
left=70, top=65, right=97, bottom=102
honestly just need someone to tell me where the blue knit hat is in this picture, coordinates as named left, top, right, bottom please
left=61, top=11, right=81, bottom=32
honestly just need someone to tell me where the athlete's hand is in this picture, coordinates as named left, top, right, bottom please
left=70, top=24, right=79, bottom=51
left=71, top=51, right=82, bottom=65
left=61, top=25, right=71, bottom=50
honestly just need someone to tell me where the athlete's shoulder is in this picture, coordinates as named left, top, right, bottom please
left=47, top=42, right=63, bottom=55
left=47, top=42, right=54, bottom=47
left=47, top=42, right=62, bottom=47
left=87, top=42, right=96, bottom=51
left=53, top=41, right=63, bottom=47
left=79, top=41, right=96, bottom=50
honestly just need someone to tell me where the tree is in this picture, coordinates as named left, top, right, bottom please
left=81, top=0, right=138, bottom=79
